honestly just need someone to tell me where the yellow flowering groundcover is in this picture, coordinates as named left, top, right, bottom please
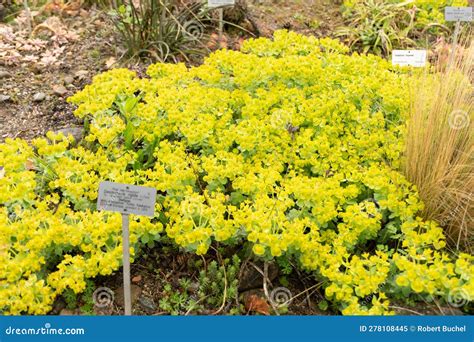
left=0, top=31, right=472, bottom=315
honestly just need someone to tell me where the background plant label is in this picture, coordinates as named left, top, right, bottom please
left=208, top=0, right=235, bottom=8
left=392, top=50, right=427, bottom=67
left=98, top=181, right=156, bottom=217
left=445, top=7, right=473, bottom=22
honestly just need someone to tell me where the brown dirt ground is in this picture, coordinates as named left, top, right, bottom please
left=247, top=0, right=343, bottom=37
left=0, top=0, right=343, bottom=142
left=0, top=8, right=121, bottom=141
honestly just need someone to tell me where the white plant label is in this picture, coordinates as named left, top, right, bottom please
left=97, top=181, right=156, bottom=315
left=208, top=0, right=235, bottom=8
left=445, top=7, right=473, bottom=22
left=97, top=181, right=156, bottom=217
left=392, top=50, right=427, bottom=67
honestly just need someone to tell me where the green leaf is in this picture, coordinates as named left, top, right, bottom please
left=141, top=234, right=150, bottom=244
left=123, top=122, right=134, bottom=150
left=318, top=300, right=329, bottom=311
left=124, top=96, right=139, bottom=114
left=229, top=191, right=246, bottom=205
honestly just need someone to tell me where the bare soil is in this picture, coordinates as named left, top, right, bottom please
left=0, top=0, right=343, bottom=142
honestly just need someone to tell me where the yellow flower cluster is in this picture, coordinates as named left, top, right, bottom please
left=1, top=30, right=472, bottom=315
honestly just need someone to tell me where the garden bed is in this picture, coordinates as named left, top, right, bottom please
left=0, top=1, right=472, bottom=316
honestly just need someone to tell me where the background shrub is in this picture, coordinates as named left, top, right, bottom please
left=339, top=0, right=469, bottom=55
left=403, top=35, right=473, bottom=252
left=108, top=0, right=210, bottom=62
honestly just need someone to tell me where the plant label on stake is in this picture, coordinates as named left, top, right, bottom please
left=208, top=0, right=235, bottom=43
left=444, top=7, right=473, bottom=22
left=445, top=7, right=472, bottom=69
left=98, top=181, right=156, bottom=216
left=97, top=181, right=156, bottom=315
left=392, top=50, right=427, bottom=67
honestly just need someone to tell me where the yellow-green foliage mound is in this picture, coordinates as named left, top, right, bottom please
left=0, top=31, right=472, bottom=315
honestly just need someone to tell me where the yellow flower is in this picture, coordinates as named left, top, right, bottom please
left=253, top=244, right=266, bottom=256
left=395, top=275, right=409, bottom=287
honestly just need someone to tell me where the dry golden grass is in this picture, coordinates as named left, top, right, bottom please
left=403, top=32, right=473, bottom=252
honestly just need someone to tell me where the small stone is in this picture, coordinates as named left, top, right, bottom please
left=138, top=296, right=157, bottom=312
left=0, top=70, right=11, bottom=79
left=74, top=70, right=88, bottom=79
left=132, top=275, right=142, bottom=284
left=53, top=85, right=68, bottom=96
left=115, top=285, right=142, bottom=307
left=0, top=95, right=10, bottom=102
left=56, top=127, right=84, bottom=143
left=64, top=76, right=74, bottom=85
left=33, top=92, right=46, bottom=102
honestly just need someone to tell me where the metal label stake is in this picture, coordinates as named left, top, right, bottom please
left=121, top=213, right=132, bottom=315
left=208, top=0, right=235, bottom=46
left=218, top=8, right=224, bottom=43
left=445, top=6, right=473, bottom=69
left=97, top=182, right=157, bottom=316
